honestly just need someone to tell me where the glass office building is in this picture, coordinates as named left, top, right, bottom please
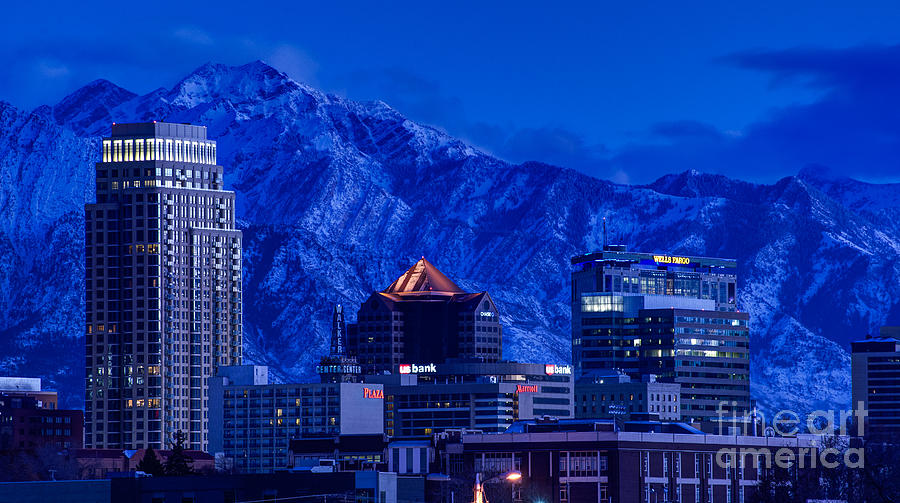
left=571, top=246, right=750, bottom=424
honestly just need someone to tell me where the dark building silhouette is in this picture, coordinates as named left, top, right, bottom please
left=852, top=326, right=900, bottom=439
left=317, top=305, right=362, bottom=383
left=347, top=258, right=502, bottom=374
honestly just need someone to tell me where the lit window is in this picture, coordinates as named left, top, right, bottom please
left=581, top=294, right=624, bottom=313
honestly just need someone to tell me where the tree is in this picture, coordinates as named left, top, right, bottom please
left=164, top=430, right=194, bottom=476
left=136, top=445, right=165, bottom=476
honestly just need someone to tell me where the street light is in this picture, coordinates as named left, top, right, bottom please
left=473, top=470, right=522, bottom=503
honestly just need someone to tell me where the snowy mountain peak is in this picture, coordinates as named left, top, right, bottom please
left=52, top=79, right=137, bottom=134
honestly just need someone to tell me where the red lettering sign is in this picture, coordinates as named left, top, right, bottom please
left=363, top=388, right=384, bottom=399
left=517, top=384, right=538, bottom=393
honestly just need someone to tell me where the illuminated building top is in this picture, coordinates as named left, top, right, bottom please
left=571, top=246, right=736, bottom=273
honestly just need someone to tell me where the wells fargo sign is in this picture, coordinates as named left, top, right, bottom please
left=653, top=255, right=691, bottom=265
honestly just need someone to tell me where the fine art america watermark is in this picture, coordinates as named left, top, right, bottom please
left=713, top=401, right=868, bottom=470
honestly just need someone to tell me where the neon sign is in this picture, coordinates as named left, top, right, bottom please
left=399, top=363, right=437, bottom=374
left=545, top=364, right=572, bottom=376
left=363, top=387, right=384, bottom=399
left=517, top=384, right=538, bottom=393
left=653, top=255, right=690, bottom=265
left=316, top=364, right=361, bottom=374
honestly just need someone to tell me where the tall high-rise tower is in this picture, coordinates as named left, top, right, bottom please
left=85, top=122, right=242, bottom=451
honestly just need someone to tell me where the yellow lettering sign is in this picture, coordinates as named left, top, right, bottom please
left=653, top=255, right=691, bottom=265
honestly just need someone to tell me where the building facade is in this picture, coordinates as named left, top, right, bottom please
left=85, top=122, right=242, bottom=451
left=439, top=419, right=826, bottom=503
left=367, top=362, right=574, bottom=439
left=571, top=247, right=750, bottom=423
left=851, top=327, right=900, bottom=439
left=0, top=394, right=83, bottom=450
left=0, top=377, right=58, bottom=410
left=208, top=365, right=384, bottom=473
left=575, top=371, right=681, bottom=421
left=347, top=258, right=502, bottom=375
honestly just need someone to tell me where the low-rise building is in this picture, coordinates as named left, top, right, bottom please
left=366, top=361, right=574, bottom=439
left=575, top=370, right=681, bottom=421
left=0, top=377, right=59, bottom=409
left=74, top=448, right=215, bottom=479
left=0, top=377, right=83, bottom=450
left=437, top=418, right=830, bottom=503
left=208, top=366, right=384, bottom=473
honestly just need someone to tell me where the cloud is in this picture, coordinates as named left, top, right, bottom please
left=611, top=43, right=900, bottom=183
left=266, top=45, right=319, bottom=88
left=172, top=27, right=214, bottom=46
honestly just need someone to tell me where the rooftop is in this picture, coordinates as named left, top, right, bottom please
left=572, top=246, right=737, bottom=270
left=383, top=258, right=465, bottom=295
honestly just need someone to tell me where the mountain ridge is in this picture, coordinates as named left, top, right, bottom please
left=1, top=60, right=895, bottom=415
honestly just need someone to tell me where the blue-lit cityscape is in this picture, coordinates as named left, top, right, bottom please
left=3, top=2, right=900, bottom=502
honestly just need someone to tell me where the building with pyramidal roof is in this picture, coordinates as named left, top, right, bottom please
left=346, top=258, right=502, bottom=374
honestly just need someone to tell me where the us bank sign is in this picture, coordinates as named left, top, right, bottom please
left=545, top=364, right=572, bottom=376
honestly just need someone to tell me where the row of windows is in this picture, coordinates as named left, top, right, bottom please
left=102, top=138, right=216, bottom=164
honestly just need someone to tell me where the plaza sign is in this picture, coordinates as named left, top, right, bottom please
left=363, top=387, right=384, bottom=399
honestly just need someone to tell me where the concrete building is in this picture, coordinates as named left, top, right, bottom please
left=571, top=246, right=750, bottom=424
left=208, top=365, right=384, bottom=473
left=575, top=370, right=681, bottom=421
left=347, top=258, right=503, bottom=375
left=84, top=122, right=242, bottom=451
left=367, top=361, right=574, bottom=438
left=851, top=326, right=900, bottom=439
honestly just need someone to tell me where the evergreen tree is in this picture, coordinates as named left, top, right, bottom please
left=163, top=430, right=194, bottom=476
left=135, top=446, right=165, bottom=476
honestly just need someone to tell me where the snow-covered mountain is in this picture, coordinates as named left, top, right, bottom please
left=1, top=61, right=895, bottom=414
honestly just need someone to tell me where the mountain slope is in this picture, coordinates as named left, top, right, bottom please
left=2, top=61, right=896, bottom=415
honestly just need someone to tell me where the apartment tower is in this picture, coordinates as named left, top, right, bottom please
left=85, top=122, right=242, bottom=451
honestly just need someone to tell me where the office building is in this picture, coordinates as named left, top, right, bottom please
left=851, top=326, right=900, bottom=438
left=347, top=258, right=502, bottom=374
left=85, top=122, right=242, bottom=451
left=208, top=365, right=384, bottom=473
left=367, top=361, right=574, bottom=438
left=571, top=246, right=750, bottom=423
left=575, top=370, right=681, bottom=421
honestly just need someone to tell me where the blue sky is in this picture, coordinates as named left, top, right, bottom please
left=3, top=0, right=900, bottom=184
